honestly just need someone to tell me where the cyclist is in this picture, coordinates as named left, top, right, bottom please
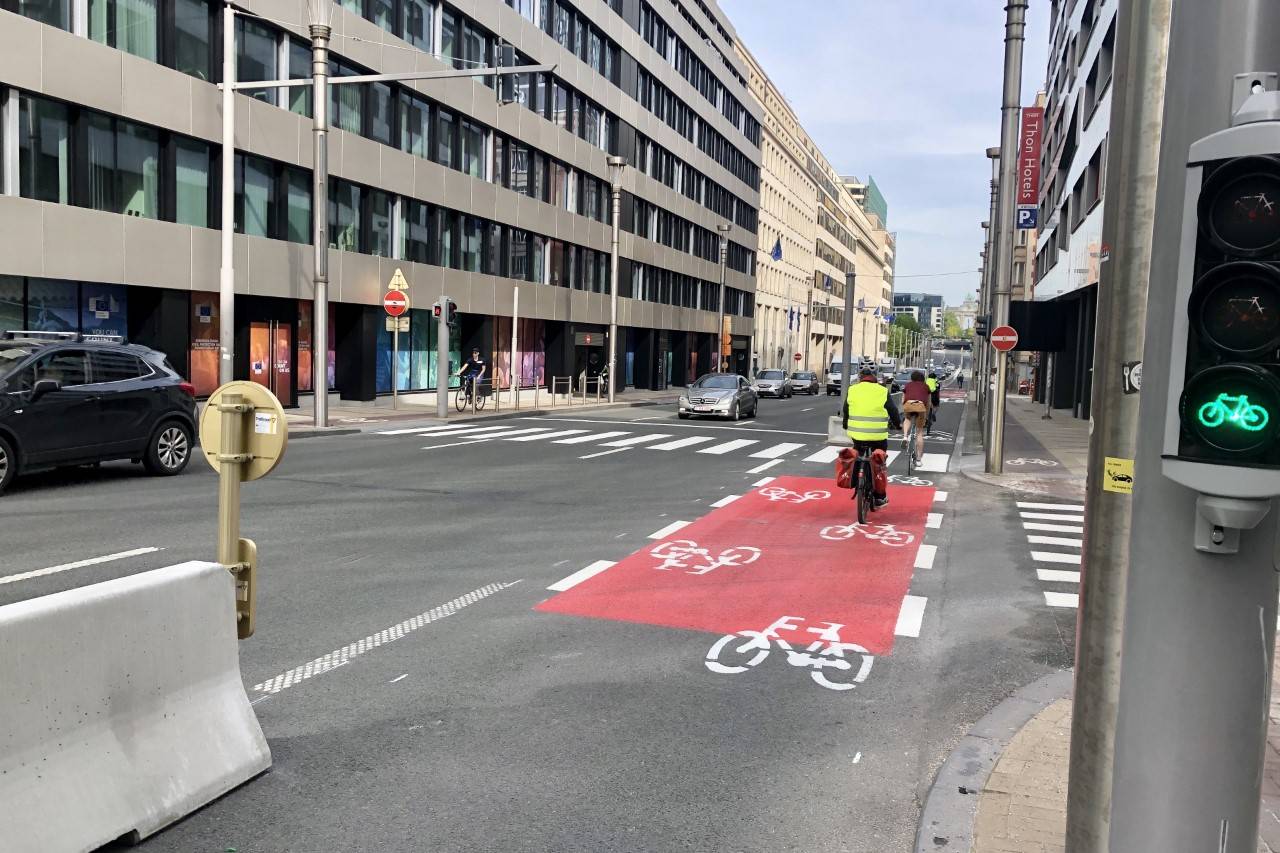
left=843, top=366, right=902, bottom=508
left=454, top=348, right=487, bottom=402
left=901, top=370, right=931, bottom=460
left=925, top=371, right=941, bottom=434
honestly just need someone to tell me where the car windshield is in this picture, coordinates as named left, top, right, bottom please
left=0, top=346, right=32, bottom=382
left=793, top=372, right=815, bottom=379
left=693, top=375, right=739, bottom=390
left=896, top=372, right=914, bottom=383
left=758, top=370, right=784, bottom=379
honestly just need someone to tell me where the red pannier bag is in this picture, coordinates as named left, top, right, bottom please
left=834, top=447, right=858, bottom=489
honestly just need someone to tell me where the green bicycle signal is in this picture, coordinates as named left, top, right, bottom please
left=1196, top=393, right=1271, bottom=431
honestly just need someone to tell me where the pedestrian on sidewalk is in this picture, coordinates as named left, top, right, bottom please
left=957, top=372, right=965, bottom=390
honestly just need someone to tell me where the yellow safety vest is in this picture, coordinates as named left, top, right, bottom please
left=845, top=380, right=890, bottom=442
left=926, top=377, right=938, bottom=393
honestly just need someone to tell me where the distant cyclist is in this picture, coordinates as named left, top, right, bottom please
left=454, top=348, right=487, bottom=400
left=843, top=366, right=902, bottom=508
left=926, top=371, right=941, bottom=434
left=901, top=370, right=931, bottom=460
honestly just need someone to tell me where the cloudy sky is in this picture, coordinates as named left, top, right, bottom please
left=722, top=1, right=1051, bottom=307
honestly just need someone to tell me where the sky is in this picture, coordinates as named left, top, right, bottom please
left=721, top=0, right=1051, bottom=308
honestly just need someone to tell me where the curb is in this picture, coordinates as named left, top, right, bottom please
left=913, top=669, right=1073, bottom=853
left=288, top=427, right=362, bottom=439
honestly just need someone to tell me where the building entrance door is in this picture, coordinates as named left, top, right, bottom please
left=250, top=320, right=295, bottom=407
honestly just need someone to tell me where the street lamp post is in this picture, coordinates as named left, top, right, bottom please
left=606, top=155, right=626, bottom=404
left=218, top=3, right=236, bottom=385
left=716, top=223, right=731, bottom=372
left=307, top=0, right=332, bottom=428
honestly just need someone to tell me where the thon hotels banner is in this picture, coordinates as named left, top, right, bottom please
left=1016, top=106, right=1044, bottom=229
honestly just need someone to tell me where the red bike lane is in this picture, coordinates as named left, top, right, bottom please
left=537, top=476, right=936, bottom=656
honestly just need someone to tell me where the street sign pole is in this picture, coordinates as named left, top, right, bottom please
left=437, top=297, right=449, bottom=419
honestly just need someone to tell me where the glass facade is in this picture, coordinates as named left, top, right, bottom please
left=18, top=95, right=70, bottom=204
left=175, top=138, right=210, bottom=227
left=174, top=0, right=212, bottom=81
left=237, top=18, right=278, bottom=104
left=90, top=0, right=159, bottom=62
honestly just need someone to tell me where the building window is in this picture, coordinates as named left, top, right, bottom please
left=436, top=107, right=456, bottom=169
left=530, top=150, right=546, bottom=201
left=174, top=0, right=213, bottom=81
left=486, top=222, right=505, bottom=276
left=369, top=190, right=392, bottom=257
left=438, top=208, right=458, bottom=268
left=401, top=199, right=431, bottom=263
left=174, top=137, right=211, bottom=227
left=402, top=0, right=433, bottom=51
left=330, top=60, right=364, bottom=134
left=399, top=91, right=430, bottom=159
left=18, top=95, right=70, bottom=204
left=237, top=154, right=274, bottom=237
left=369, top=0, right=393, bottom=31
left=237, top=17, right=278, bottom=104
left=288, top=38, right=312, bottom=117
left=460, top=215, right=483, bottom=272
left=441, top=9, right=459, bottom=68
left=460, top=119, right=485, bottom=179
left=90, top=0, right=159, bottom=62
left=368, top=82, right=393, bottom=146
left=285, top=168, right=311, bottom=244
left=6, top=0, right=71, bottom=29
left=329, top=179, right=362, bottom=251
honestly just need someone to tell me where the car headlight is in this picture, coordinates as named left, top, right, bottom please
left=678, top=396, right=689, bottom=405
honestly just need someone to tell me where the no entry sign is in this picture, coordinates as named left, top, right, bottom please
left=383, top=290, right=409, bottom=317
left=990, top=325, right=1019, bottom=352
left=793, top=352, right=803, bottom=362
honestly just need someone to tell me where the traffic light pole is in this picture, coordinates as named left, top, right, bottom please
left=1108, top=2, right=1280, bottom=849
left=1063, top=0, right=1172, bottom=846
left=436, top=298, right=449, bottom=419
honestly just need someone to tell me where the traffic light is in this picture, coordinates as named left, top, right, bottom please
left=1164, top=111, right=1280, bottom=508
left=432, top=298, right=459, bottom=325
left=975, top=315, right=990, bottom=337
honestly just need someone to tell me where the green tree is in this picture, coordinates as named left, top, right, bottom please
left=943, top=310, right=963, bottom=338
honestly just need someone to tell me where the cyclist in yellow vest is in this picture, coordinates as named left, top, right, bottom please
left=926, top=372, right=940, bottom=434
left=843, top=366, right=903, bottom=507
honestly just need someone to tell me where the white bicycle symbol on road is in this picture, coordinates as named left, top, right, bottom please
left=888, top=474, right=934, bottom=487
left=819, top=522, right=916, bottom=548
left=1006, top=457, right=1059, bottom=467
left=651, top=539, right=762, bottom=575
left=758, top=486, right=830, bottom=505
left=705, top=616, right=874, bottom=692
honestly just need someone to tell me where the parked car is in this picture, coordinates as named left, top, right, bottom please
left=678, top=373, right=758, bottom=420
left=0, top=331, right=198, bottom=494
left=753, top=369, right=793, bottom=398
left=791, top=370, right=820, bottom=395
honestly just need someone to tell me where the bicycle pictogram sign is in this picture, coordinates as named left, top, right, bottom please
left=757, top=485, right=830, bottom=505
left=650, top=539, right=763, bottom=575
left=819, top=522, right=915, bottom=548
left=705, top=615, right=874, bottom=692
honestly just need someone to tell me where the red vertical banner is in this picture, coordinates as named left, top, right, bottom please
left=1016, top=106, right=1044, bottom=229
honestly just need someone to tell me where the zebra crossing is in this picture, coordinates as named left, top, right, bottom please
left=1015, top=500, right=1084, bottom=609
left=372, top=421, right=955, bottom=472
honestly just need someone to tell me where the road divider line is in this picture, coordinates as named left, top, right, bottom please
left=648, top=520, right=691, bottom=539
left=1028, top=535, right=1083, bottom=547
left=579, top=447, right=630, bottom=459
left=926, top=512, right=943, bottom=529
left=1037, top=568, right=1082, bottom=583
left=1044, top=591, right=1080, bottom=608
left=252, top=581, right=521, bottom=695
left=1017, top=502, right=1085, bottom=511
left=1023, top=521, right=1085, bottom=533
left=710, top=494, right=741, bottom=508
left=894, top=595, right=928, bottom=637
left=746, top=459, right=784, bottom=474
left=0, top=547, right=162, bottom=587
left=934, top=490, right=948, bottom=503
left=753, top=476, right=776, bottom=487
left=914, top=544, right=937, bottom=570
left=548, top=561, right=616, bottom=592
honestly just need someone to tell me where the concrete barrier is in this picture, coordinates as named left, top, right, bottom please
left=0, top=561, right=271, bottom=852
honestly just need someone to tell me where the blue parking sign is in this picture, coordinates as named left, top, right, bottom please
left=1016, top=206, right=1038, bottom=229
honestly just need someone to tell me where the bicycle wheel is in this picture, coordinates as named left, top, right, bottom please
left=475, top=387, right=487, bottom=410
left=907, top=424, right=916, bottom=476
left=454, top=384, right=467, bottom=412
left=856, top=466, right=871, bottom=525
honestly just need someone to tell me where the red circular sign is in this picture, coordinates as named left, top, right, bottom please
left=383, top=290, right=409, bottom=317
left=793, top=352, right=803, bottom=362
left=990, top=325, right=1019, bottom=352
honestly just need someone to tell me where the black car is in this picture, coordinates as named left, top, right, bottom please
left=0, top=332, right=198, bottom=494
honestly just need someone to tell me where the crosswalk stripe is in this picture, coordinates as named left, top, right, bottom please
left=1044, top=591, right=1079, bottom=608
left=1023, top=522, right=1085, bottom=533
left=649, top=436, right=717, bottom=451
left=1020, top=512, right=1084, bottom=521
left=548, top=560, right=616, bottom=592
left=504, top=429, right=589, bottom=442
left=803, top=446, right=840, bottom=464
left=749, top=442, right=805, bottom=459
left=602, top=434, right=671, bottom=447
left=554, top=431, right=630, bottom=444
left=1017, top=502, right=1085, bottom=511
left=1037, top=568, right=1081, bottom=584
left=914, top=543, right=937, bottom=570
left=418, top=425, right=521, bottom=439
left=1028, top=535, right=1083, bottom=547
left=1032, top=551, right=1082, bottom=565
left=698, top=438, right=759, bottom=455
left=916, top=452, right=950, bottom=473
left=934, top=491, right=948, bottom=502
left=376, top=424, right=479, bottom=436
left=438, top=426, right=551, bottom=441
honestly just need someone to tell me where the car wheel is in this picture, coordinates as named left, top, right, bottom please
left=0, top=434, right=15, bottom=495
left=678, top=412, right=691, bottom=420
left=730, top=401, right=741, bottom=421
left=144, top=420, right=193, bottom=477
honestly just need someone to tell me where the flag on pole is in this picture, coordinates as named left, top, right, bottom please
left=770, top=238, right=783, bottom=262
left=857, top=297, right=866, bottom=312
left=824, top=275, right=833, bottom=292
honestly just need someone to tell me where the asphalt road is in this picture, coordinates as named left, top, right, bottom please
left=0, top=371, right=1074, bottom=853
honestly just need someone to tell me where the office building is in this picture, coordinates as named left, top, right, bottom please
left=893, top=292, right=943, bottom=332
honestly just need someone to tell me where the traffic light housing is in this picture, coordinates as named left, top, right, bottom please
left=1163, top=113, right=1280, bottom=501
left=975, top=315, right=990, bottom=338
left=432, top=298, right=459, bottom=326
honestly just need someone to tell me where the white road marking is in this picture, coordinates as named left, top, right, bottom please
left=1028, top=535, right=1083, bottom=547
left=916, top=452, right=950, bottom=473
left=519, top=416, right=823, bottom=436
left=603, top=433, right=671, bottom=447
left=699, top=438, right=759, bottom=455
left=1037, top=568, right=1082, bottom=583
left=746, top=459, right=784, bottom=474
left=894, top=595, right=927, bottom=637
left=504, top=429, right=590, bottom=442
left=933, top=491, right=948, bottom=503
left=1044, top=591, right=1079, bottom=608
left=420, top=438, right=493, bottom=451
left=711, top=494, right=741, bottom=508
left=914, top=544, right=937, bottom=570
left=1032, top=551, right=1083, bottom=565
left=885, top=450, right=901, bottom=466
left=1017, top=502, right=1085, bottom=511
left=802, top=407, right=815, bottom=412
left=0, top=546, right=163, bottom=586
left=649, top=436, right=717, bottom=451
left=804, top=446, right=840, bottom=464
left=1023, top=521, right=1085, bottom=533
left=750, top=442, right=805, bottom=459
left=852, top=751, right=862, bottom=764
left=753, top=476, right=776, bottom=487
left=253, top=581, right=521, bottom=695
left=547, top=560, right=616, bottom=591
left=649, top=520, right=691, bottom=539
left=554, top=431, right=630, bottom=444
left=389, top=674, right=408, bottom=684
left=926, top=512, right=943, bottom=529
left=579, top=447, right=630, bottom=459
left=1020, top=512, right=1085, bottom=521
left=376, top=425, right=467, bottom=435
left=415, top=425, right=520, bottom=438
left=434, top=426, right=552, bottom=440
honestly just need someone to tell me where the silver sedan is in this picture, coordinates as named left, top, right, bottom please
left=678, top=373, right=759, bottom=420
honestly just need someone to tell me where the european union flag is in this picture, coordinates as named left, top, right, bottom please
left=857, top=297, right=866, bottom=312
left=824, top=275, right=833, bottom=292
left=770, top=238, right=783, bottom=262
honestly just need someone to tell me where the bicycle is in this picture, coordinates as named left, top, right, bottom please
left=851, top=447, right=878, bottom=525
left=1197, top=392, right=1269, bottom=432
left=905, top=417, right=921, bottom=477
left=454, top=374, right=487, bottom=412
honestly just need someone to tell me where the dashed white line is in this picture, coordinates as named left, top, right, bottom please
left=1032, top=551, right=1082, bottom=565
left=1028, top=535, right=1083, bottom=547
left=894, top=595, right=927, bottom=638
left=1023, top=521, right=1085, bottom=533
left=1044, top=591, right=1079, bottom=608
left=711, top=494, right=741, bottom=508
left=579, top=447, right=631, bottom=459
left=649, top=520, right=691, bottom=539
left=547, top=560, right=616, bottom=592
left=753, top=476, right=776, bottom=487
left=914, top=544, right=937, bottom=570
left=747, top=459, right=784, bottom=474
left=1017, top=502, right=1085, bottom=511
left=926, top=513, right=943, bottom=529
left=933, top=491, right=949, bottom=503
left=0, top=547, right=163, bottom=586
left=1037, top=568, right=1082, bottom=584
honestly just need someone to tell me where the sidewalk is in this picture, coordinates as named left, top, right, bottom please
left=958, top=394, right=1088, bottom=501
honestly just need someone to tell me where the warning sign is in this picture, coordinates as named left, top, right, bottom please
left=1103, top=456, right=1134, bottom=494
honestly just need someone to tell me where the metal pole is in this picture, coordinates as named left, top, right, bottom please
left=717, top=225, right=730, bottom=372
left=216, top=393, right=243, bottom=567
left=511, top=287, right=519, bottom=407
left=840, top=269, right=856, bottom=399
left=608, top=157, right=624, bottom=403
left=218, top=3, right=235, bottom=386
left=985, top=0, right=1027, bottom=475
left=392, top=322, right=399, bottom=410
left=310, top=20, right=330, bottom=428
left=980, top=152, right=1000, bottom=429
left=822, top=294, right=830, bottom=379
left=1043, top=352, right=1054, bottom=419
left=436, top=299, right=448, bottom=419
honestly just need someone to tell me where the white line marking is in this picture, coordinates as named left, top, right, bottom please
left=518, top=416, right=823, bottom=436
left=431, top=426, right=552, bottom=440
left=1037, top=568, right=1082, bottom=583
left=1023, top=522, right=1085, bottom=533
left=711, top=494, right=741, bottom=508
left=885, top=450, right=901, bottom=467
left=504, top=429, right=590, bottom=442
left=602, top=433, right=671, bottom=447
left=252, top=581, right=521, bottom=695
left=554, top=430, right=630, bottom=444
left=802, top=407, right=815, bottom=412
left=804, top=446, right=840, bottom=464
left=375, top=424, right=471, bottom=435
left=914, top=544, right=937, bottom=570
left=1028, top=535, right=1083, bottom=547
left=852, top=751, right=862, bottom=763
left=746, top=459, right=784, bottom=474
left=649, top=520, right=691, bottom=539
left=250, top=695, right=271, bottom=706
left=926, top=512, right=943, bottom=529
left=916, top=452, right=950, bottom=473
left=1045, top=591, right=1079, bottom=608
left=415, top=425, right=520, bottom=438
left=548, top=560, right=616, bottom=591
left=420, top=438, right=493, bottom=451
left=894, top=595, right=927, bottom=637
left=389, top=673, right=408, bottom=684
left=1021, top=512, right=1085, bottom=521
left=1016, top=502, right=1085, bottom=511
left=0, top=547, right=163, bottom=586
left=753, top=476, right=776, bottom=487
left=750, top=442, right=805, bottom=459
left=580, top=447, right=630, bottom=459
left=933, top=490, right=948, bottom=503
left=698, top=438, right=759, bottom=455
left=1032, top=551, right=1082, bottom=565
left=649, top=435, right=717, bottom=451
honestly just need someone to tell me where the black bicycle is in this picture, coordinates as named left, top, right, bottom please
left=852, top=445, right=880, bottom=525
left=455, top=374, right=487, bottom=412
